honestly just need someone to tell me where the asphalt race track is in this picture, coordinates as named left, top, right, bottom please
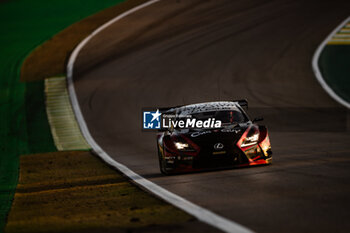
left=72, top=0, right=350, bottom=232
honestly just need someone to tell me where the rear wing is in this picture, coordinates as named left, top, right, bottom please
left=158, top=106, right=181, bottom=114
left=159, top=100, right=248, bottom=113
left=235, top=99, right=248, bottom=108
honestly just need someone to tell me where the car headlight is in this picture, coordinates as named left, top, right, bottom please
left=175, top=142, right=190, bottom=150
left=241, top=133, right=259, bottom=147
left=174, top=141, right=196, bottom=152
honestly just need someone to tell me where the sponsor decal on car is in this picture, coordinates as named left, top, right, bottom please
left=143, top=109, right=222, bottom=130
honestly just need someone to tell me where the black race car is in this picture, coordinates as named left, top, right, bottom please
left=157, top=100, right=272, bottom=174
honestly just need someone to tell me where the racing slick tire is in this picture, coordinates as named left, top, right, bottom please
left=157, top=143, right=168, bottom=175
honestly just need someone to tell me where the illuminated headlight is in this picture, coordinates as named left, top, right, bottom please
left=174, top=141, right=196, bottom=152
left=175, top=142, right=190, bottom=150
left=241, top=133, right=259, bottom=147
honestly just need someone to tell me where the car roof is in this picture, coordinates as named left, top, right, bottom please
left=172, top=101, right=241, bottom=115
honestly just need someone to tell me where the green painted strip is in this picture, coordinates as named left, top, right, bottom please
left=334, top=34, right=350, bottom=38
left=320, top=19, right=350, bottom=104
left=319, top=45, right=350, bottom=103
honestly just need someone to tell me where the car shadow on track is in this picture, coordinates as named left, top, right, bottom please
left=142, top=163, right=271, bottom=178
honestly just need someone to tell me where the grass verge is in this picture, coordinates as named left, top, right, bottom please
left=21, top=0, right=149, bottom=82
left=3, top=0, right=195, bottom=232
left=0, top=0, right=133, bottom=231
left=5, top=151, right=193, bottom=233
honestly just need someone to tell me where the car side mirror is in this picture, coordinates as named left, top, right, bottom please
left=253, top=117, right=264, bottom=123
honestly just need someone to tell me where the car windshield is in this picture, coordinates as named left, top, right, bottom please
left=191, top=110, right=246, bottom=124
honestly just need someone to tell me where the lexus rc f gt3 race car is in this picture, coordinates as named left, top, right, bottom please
left=157, top=100, right=272, bottom=174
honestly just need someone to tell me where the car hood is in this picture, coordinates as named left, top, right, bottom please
left=176, top=124, right=249, bottom=146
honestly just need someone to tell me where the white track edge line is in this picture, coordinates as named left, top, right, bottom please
left=312, top=16, right=350, bottom=109
left=66, top=1, right=254, bottom=233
